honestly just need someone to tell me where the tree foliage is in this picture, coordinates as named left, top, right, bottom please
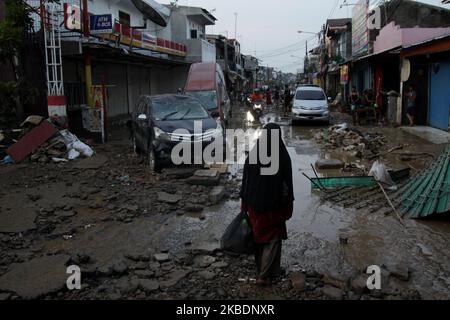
left=0, top=0, right=35, bottom=125
left=0, top=0, right=33, bottom=63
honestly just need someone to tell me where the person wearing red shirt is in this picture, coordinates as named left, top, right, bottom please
left=240, top=123, right=295, bottom=286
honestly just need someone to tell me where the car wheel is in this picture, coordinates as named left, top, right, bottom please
left=148, top=148, right=161, bottom=173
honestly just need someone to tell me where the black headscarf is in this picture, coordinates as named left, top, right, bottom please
left=240, top=123, right=295, bottom=213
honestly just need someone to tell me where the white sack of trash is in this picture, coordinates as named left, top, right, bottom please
left=59, top=130, right=95, bottom=159
left=369, top=160, right=397, bottom=191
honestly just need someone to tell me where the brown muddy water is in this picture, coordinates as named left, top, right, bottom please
left=160, top=105, right=450, bottom=299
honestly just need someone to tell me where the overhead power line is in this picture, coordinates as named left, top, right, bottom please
left=327, top=0, right=341, bottom=20
left=258, top=35, right=317, bottom=59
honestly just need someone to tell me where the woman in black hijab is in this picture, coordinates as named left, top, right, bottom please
left=240, top=123, right=294, bottom=286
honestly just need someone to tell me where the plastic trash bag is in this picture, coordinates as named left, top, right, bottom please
left=72, top=140, right=94, bottom=157
left=369, top=160, right=397, bottom=190
left=68, top=149, right=80, bottom=160
left=221, top=212, right=255, bottom=255
left=0, top=155, right=15, bottom=165
left=333, top=123, right=348, bottom=133
left=52, top=157, right=69, bottom=163
left=60, top=130, right=94, bottom=157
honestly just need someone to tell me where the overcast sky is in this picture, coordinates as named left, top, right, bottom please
left=174, top=0, right=449, bottom=73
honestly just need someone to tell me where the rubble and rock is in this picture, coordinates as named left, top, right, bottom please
left=388, top=263, right=410, bottom=282
left=194, top=255, right=216, bottom=268
left=314, top=124, right=386, bottom=159
left=0, top=254, right=70, bottom=299
left=154, top=253, right=170, bottom=263
left=186, top=169, right=221, bottom=186
left=209, top=186, right=226, bottom=204
left=291, top=272, right=306, bottom=292
left=315, top=159, right=344, bottom=170
left=321, top=285, right=344, bottom=300
left=157, top=192, right=182, bottom=204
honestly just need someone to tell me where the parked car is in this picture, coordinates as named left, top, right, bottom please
left=131, top=94, right=224, bottom=172
left=184, top=62, right=232, bottom=126
left=291, top=86, right=330, bottom=124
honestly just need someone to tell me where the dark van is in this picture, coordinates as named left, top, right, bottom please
left=184, top=62, right=232, bottom=125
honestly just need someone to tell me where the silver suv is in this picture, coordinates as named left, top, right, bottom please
left=292, top=86, right=330, bottom=124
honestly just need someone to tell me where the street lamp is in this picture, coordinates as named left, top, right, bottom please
left=297, top=30, right=318, bottom=35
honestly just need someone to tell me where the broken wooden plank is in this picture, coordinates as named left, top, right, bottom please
left=7, top=121, right=58, bottom=163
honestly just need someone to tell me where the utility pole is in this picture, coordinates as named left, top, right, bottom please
left=234, top=12, right=237, bottom=40
left=82, top=0, right=93, bottom=108
left=321, top=23, right=327, bottom=93
left=305, top=40, right=308, bottom=73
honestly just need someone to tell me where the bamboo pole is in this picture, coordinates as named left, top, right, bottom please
left=377, top=182, right=405, bottom=227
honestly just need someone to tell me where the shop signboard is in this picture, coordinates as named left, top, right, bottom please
left=64, top=3, right=81, bottom=31
left=90, top=14, right=113, bottom=34
left=352, top=0, right=369, bottom=58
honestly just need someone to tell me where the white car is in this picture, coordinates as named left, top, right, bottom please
left=292, top=85, right=330, bottom=124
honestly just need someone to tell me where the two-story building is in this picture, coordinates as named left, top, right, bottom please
left=242, top=55, right=259, bottom=92
left=206, top=34, right=245, bottom=95
left=325, top=18, right=352, bottom=101
left=26, top=0, right=216, bottom=139
left=169, top=5, right=217, bottom=63
left=304, top=46, right=322, bottom=85
left=348, top=0, right=450, bottom=127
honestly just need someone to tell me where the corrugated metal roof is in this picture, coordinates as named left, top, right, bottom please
left=399, top=146, right=450, bottom=219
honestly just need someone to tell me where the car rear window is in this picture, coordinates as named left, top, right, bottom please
left=295, top=90, right=326, bottom=101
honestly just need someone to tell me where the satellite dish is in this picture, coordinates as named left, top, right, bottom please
left=131, top=0, right=170, bottom=27
left=401, top=59, right=411, bottom=82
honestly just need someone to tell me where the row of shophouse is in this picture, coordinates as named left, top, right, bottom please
left=1, top=0, right=261, bottom=138
left=305, top=0, right=450, bottom=132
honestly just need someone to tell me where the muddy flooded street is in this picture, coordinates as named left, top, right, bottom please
left=156, top=104, right=450, bottom=300
left=0, top=103, right=449, bottom=301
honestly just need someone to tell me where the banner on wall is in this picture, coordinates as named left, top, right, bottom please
left=340, top=65, right=349, bottom=84
left=352, top=0, right=369, bottom=58
left=82, top=108, right=103, bottom=133
left=82, top=86, right=106, bottom=142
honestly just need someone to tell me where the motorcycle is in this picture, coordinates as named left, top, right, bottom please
left=246, top=97, right=265, bottom=123
left=252, top=99, right=265, bottom=117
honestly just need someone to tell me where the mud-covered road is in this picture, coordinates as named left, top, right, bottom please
left=0, top=103, right=449, bottom=300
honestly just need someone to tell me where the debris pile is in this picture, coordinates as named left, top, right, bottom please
left=30, top=136, right=67, bottom=163
left=342, top=162, right=367, bottom=176
left=0, top=129, right=22, bottom=159
left=314, top=123, right=386, bottom=159
left=2, top=116, right=94, bottom=165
